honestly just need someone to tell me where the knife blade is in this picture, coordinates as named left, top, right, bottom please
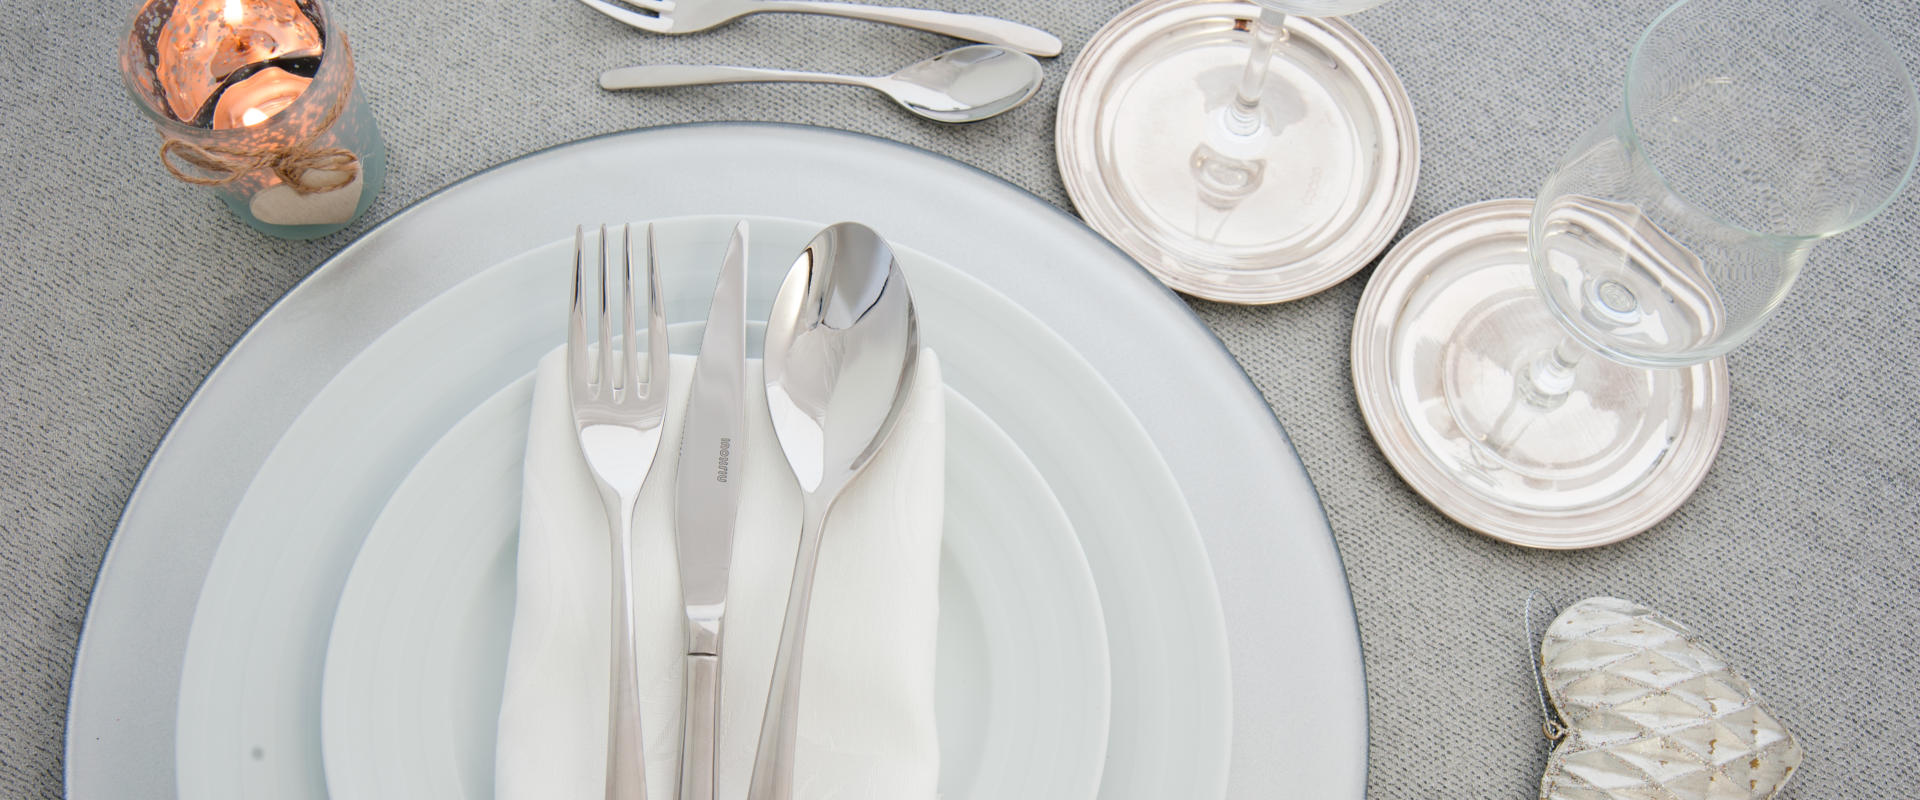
left=674, top=221, right=748, bottom=800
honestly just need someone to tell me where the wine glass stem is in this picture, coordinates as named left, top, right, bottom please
left=1476, top=335, right=1586, bottom=453
left=1519, top=335, right=1584, bottom=407
left=1224, top=7, right=1288, bottom=137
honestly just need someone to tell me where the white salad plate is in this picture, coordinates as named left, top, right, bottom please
left=317, top=309, right=1112, bottom=798
left=67, top=124, right=1366, bottom=798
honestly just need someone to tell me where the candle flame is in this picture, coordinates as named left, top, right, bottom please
left=223, top=0, right=244, bottom=26
left=241, top=108, right=269, bottom=126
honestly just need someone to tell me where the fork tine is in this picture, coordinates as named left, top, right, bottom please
left=576, top=0, right=672, bottom=33
left=568, top=226, right=589, bottom=393
left=596, top=224, right=613, bottom=396
left=620, top=223, right=641, bottom=401
left=644, top=223, right=668, bottom=394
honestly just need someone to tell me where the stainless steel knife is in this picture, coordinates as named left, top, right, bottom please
left=674, top=221, right=748, bottom=800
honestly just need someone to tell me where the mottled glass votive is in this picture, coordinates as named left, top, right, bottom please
left=120, top=0, right=386, bottom=239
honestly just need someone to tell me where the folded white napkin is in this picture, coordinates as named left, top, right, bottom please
left=496, top=347, right=944, bottom=799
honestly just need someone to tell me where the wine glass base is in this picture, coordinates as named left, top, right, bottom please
left=1351, top=199, right=1730, bottom=548
left=1056, top=0, right=1418, bottom=304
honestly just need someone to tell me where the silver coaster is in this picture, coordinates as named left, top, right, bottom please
left=1351, top=199, right=1730, bottom=548
left=1056, top=0, right=1418, bottom=304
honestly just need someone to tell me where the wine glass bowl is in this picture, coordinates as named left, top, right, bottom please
left=1531, top=0, right=1920, bottom=367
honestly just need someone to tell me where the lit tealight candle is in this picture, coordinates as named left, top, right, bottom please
left=156, top=0, right=321, bottom=124
left=211, top=65, right=312, bottom=129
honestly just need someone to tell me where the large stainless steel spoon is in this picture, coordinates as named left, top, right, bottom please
left=747, top=222, right=918, bottom=800
left=600, top=45, right=1043, bottom=124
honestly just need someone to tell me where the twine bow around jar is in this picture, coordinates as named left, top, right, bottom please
left=158, top=50, right=359, bottom=196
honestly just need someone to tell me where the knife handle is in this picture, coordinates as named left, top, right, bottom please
left=679, top=653, right=720, bottom=800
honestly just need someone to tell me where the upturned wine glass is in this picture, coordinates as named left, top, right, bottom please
left=1532, top=0, right=1918, bottom=368
left=1355, top=0, right=1918, bottom=545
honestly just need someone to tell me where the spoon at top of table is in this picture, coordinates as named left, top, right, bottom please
left=600, top=44, right=1043, bottom=123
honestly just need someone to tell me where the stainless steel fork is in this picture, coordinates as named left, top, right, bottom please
left=568, top=223, right=670, bottom=800
left=575, top=0, right=1062, bottom=58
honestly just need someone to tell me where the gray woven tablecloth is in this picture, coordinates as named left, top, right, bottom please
left=4, top=0, right=1918, bottom=796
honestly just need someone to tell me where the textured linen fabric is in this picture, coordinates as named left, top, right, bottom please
left=3, top=0, right=1918, bottom=798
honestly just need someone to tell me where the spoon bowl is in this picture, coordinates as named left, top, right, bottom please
left=599, top=45, right=1044, bottom=124
left=763, top=222, right=919, bottom=490
left=879, top=45, right=1045, bottom=123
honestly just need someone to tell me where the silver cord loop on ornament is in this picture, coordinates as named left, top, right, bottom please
left=1524, top=591, right=1568, bottom=742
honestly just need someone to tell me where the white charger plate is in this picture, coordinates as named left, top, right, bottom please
left=318, top=361, right=1110, bottom=798
left=68, top=124, right=1366, bottom=798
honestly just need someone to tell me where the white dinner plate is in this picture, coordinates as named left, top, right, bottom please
left=318, top=357, right=1112, bottom=798
left=69, top=124, right=1365, bottom=799
left=173, top=217, right=1209, bottom=798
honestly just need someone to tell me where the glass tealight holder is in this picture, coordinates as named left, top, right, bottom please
left=120, top=0, right=386, bottom=239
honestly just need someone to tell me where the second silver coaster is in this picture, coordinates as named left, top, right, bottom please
left=1351, top=199, right=1731, bottom=548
